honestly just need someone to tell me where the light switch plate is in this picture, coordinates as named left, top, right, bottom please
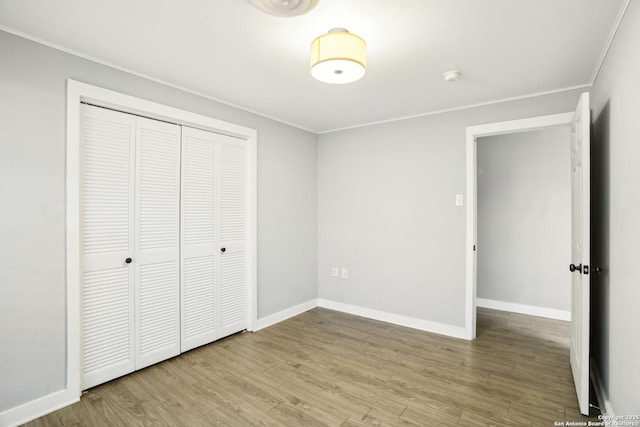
left=341, top=268, right=349, bottom=279
left=456, top=194, right=464, bottom=206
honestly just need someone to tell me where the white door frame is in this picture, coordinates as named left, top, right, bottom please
left=464, top=112, right=574, bottom=340
left=66, top=79, right=258, bottom=397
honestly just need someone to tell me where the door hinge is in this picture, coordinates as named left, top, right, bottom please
left=473, top=244, right=476, bottom=251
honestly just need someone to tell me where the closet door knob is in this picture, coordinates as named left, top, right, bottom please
left=125, top=257, right=132, bottom=264
left=220, top=248, right=226, bottom=253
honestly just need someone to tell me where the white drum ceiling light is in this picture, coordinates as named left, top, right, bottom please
left=247, top=0, right=319, bottom=17
left=310, top=28, right=367, bottom=84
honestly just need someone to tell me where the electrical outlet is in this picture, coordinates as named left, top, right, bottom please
left=341, top=268, right=349, bottom=279
left=331, top=267, right=339, bottom=277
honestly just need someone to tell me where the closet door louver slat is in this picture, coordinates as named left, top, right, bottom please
left=81, top=105, right=136, bottom=389
left=134, top=117, right=181, bottom=370
left=180, top=127, right=218, bottom=351
left=218, top=135, right=247, bottom=338
left=80, top=106, right=249, bottom=389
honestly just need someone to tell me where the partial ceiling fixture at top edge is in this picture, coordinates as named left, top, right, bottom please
left=247, top=0, right=319, bottom=17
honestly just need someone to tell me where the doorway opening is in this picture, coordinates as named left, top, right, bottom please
left=475, top=126, right=572, bottom=337
left=464, top=112, right=574, bottom=340
left=468, top=93, right=591, bottom=416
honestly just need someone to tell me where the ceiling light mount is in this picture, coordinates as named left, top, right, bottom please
left=442, top=70, right=461, bottom=82
left=247, top=0, right=319, bottom=17
left=310, top=28, right=367, bottom=84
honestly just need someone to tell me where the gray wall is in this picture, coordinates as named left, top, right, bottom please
left=590, top=1, right=640, bottom=414
left=0, top=31, right=318, bottom=412
left=318, top=88, right=585, bottom=327
left=477, top=128, right=571, bottom=311
left=5, top=2, right=640, bottom=413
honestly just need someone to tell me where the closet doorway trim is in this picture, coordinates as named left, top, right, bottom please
left=66, top=79, right=258, bottom=398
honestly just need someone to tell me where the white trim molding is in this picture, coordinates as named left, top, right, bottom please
left=0, top=25, right=616, bottom=136
left=476, top=298, right=570, bottom=321
left=0, top=24, right=316, bottom=134
left=61, top=79, right=258, bottom=416
left=465, top=111, right=575, bottom=340
left=3, top=293, right=471, bottom=425
left=590, top=0, right=631, bottom=85
left=321, top=85, right=588, bottom=134
left=0, top=390, right=79, bottom=427
left=254, top=298, right=470, bottom=340
left=255, top=298, right=470, bottom=340
left=254, top=299, right=319, bottom=331
left=318, top=299, right=468, bottom=340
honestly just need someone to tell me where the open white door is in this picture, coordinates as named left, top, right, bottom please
left=569, top=92, right=590, bottom=415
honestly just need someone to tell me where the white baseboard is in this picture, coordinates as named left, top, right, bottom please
left=0, top=297, right=475, bottom=426
left=0, top=297, right=470, bottom=426
left=0, top=389, right=79, bottom=427
left=254, top=298, right=319, bottom=331
left=476, top=298, right=571, bottom=321
left=254, top=298, right=469, bottom=341
left=591, top=357, right=615, bottom=416
left=318, top=299, right=468, bottom=340
left=0, top=298, right=316, bottom=427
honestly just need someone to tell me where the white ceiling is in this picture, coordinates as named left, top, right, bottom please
left=0, top=0, right=626, bottom=133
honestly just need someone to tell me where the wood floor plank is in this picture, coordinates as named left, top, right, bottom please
left=24, top=307, right=601, bottom=426
left=247, top=365, right=359, bottom=425
left=267, top=401, right=335, bottom=427
left=385, top=371, right=512, bottom=421
left=458, top=409, right=533, bottom=427
left=399, top=402, right=462, bottom=427
left=264, top=362, right=373, bottom=418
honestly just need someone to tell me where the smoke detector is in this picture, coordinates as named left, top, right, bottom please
left=442, top=70, right=461, bottom=82
left=247, top=0, right=319, bottom=17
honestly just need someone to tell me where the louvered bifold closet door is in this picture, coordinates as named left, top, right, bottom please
left=134, top=117, right=181, bottom=370
left=218, top=134, right=248, bottom=338
left=81, top=104, right=136, bottom=389
left=180, top=126, right=219, bottom=351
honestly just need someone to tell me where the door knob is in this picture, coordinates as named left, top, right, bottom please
left=569, top=263, right=582, bottom=273
left=220, top=248, right=226, bottom=253
left=125, top=257, right=132, bottom=264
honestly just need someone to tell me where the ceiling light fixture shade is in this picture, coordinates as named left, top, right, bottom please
left=247, top=0, right=318, bottom=17
left=310, top=28, right=367, bottom=84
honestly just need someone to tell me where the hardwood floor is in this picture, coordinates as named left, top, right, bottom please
left=25, top=308, right=599, bottom=426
